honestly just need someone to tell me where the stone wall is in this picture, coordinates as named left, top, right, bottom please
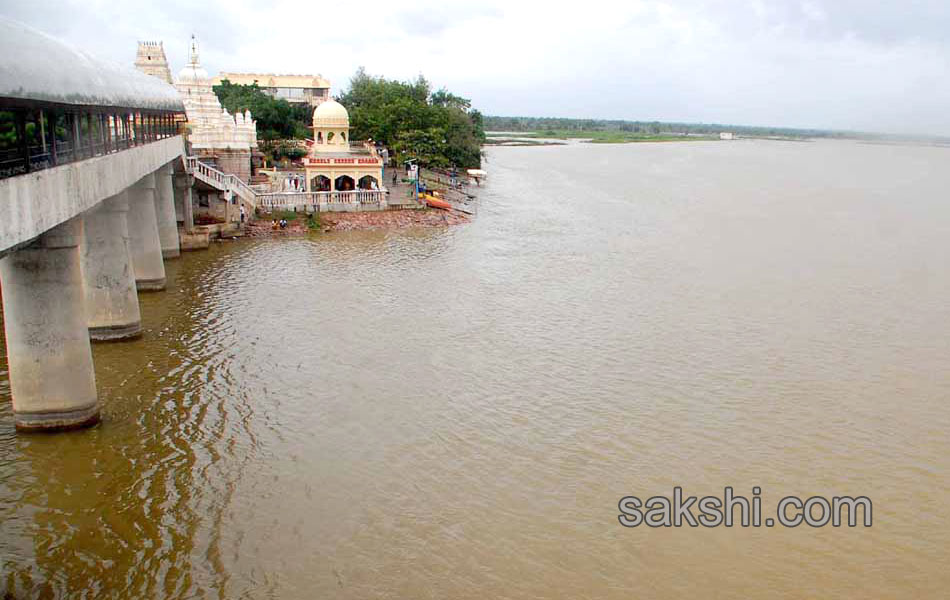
left=210, top=149, right=252, bottom=182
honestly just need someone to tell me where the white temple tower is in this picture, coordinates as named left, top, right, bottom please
left=172, top=36, right=257, bottom=181
left=135, top=35, right=257, bottom=182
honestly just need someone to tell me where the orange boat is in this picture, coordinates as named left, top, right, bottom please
left=421, top=193, right=452, bottom=210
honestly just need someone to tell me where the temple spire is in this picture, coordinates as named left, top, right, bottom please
left=188, top=34, right=200, bottom=66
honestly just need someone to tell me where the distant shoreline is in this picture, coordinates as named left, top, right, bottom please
left=485, top=130, right=718, bottom=145
left=484, top=131, right=950, bottom=148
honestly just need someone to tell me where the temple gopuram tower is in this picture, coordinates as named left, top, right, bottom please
left=134, top=41, right=173, bottom=84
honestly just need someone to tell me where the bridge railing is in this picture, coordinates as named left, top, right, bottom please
left=0, top=107, right=185, bottom=180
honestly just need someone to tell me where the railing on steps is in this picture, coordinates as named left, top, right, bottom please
left=185, top=156, right=258, bottom=207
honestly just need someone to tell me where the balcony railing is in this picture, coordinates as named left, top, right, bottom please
left=256, top=190, right=387, bottom=210
left=0, top=106, right=184, bottom=180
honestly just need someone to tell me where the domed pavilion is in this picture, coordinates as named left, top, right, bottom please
left=303, top=99, right=384, bottom=195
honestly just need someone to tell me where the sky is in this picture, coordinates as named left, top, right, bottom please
left=4, top=0, right=950, bottom=135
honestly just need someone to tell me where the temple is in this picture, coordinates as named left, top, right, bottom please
left=304, top=99, right=383, bottom=193
left=134, top=41, right=173, bottom=84
left=173, top=36, right=257, bottom=181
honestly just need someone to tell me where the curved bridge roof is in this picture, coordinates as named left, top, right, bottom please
left=0, top=17, right=183, bottom=111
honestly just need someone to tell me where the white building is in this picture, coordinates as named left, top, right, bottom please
left=174, top=37, right=257, bottom=169
left=212, top=73, right=331, bottom=107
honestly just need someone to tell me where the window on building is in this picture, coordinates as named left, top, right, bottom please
left=276, top=87, right=306, bottom=99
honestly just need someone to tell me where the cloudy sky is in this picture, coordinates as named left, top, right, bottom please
left=4, top=0, right=950, bottom=135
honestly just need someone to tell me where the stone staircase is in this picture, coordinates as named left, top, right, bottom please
left=184, top=156, right=258, bottom=209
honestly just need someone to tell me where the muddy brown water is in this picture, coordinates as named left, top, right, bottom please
left=2, top=139, right=949, bottom=598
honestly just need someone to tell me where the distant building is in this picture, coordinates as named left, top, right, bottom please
left=134, top=41, right=173, bottom=84
left=212, top=73, right=331, bottom=107
left=719, top=132, right=736, bottom=140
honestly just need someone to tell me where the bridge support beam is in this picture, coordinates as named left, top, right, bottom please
left=155, top=163, right=181, bottom=259
left=127, top=174, right=166, bottom=291
left=0, top=217, right=100, bottom=431
left=81, top=192, right=142, bottom=341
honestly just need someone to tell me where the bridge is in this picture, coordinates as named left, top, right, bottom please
left=0, top=19, right=187, bottom=431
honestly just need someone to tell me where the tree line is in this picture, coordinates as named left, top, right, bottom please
left=482, top=115, right=849, bottom=139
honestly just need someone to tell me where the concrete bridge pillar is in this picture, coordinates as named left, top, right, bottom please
left=155, top=163, right=181, bottom=259
left=81, top=191, right=142, bottom=341
left=174, top=170, right=195, bottom=233
left=0, top=217, right=100, bottom=431
left=127, top=173, right=166, bottom=291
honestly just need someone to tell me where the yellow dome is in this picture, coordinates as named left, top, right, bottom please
left=312, top=99, right=349, bottom=128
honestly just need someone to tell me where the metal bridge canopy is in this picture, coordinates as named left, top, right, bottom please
left=0, top=17, right=185, bottom=180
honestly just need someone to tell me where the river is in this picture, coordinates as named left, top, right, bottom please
left=1, top=139, right=949, bottom=598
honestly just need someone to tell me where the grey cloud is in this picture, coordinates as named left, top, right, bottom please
left=3, top=1, right=950, bottom=135
left=393, top=4, right=502, bottom=37
left=701, top=0, right=950, bottom=45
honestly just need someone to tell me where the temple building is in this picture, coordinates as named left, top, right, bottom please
left=134, top=41, right=173, bottom=84
left=303, top=99, right=383, bottom=193
left=212, top=73, right=330, bottom=107
left=174, top=37, right=257, bottom=181
left=135, top=36, right=257, bottom=182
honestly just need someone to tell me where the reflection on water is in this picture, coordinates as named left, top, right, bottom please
left=2, top=140, right=950, bottom=598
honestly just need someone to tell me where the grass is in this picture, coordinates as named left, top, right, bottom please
left=255, top=209, right=321, bottom=231
left=307, top=212, right=321, bottom=231
left=272, top=210, right=302, bottom=221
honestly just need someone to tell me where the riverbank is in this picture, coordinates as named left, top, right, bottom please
left=245, top=208, right=468, bottom=237
left=244, top=219, right=309, bottom=238
left=243, top=173, right=474, bottom=236
left=320, top=209, right=468, bottom=231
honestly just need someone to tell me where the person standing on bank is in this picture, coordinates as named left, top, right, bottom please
left=240, top=204, right=246, bottom=226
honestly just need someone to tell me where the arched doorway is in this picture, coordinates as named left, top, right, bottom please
left=310, top=175, right=330, bottom=192
left=334, top=175, right=355, bottom=191
left=358, top=175, right=378, bottom=190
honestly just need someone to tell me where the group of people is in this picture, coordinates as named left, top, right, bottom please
left=270, top=218, right=288, bottom=230
left=283, top=173, right=304, bottom=191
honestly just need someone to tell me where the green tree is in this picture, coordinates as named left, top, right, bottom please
left=338, top=68, right=484, bottom=168
left=212, top=80, right=311, bottom=141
